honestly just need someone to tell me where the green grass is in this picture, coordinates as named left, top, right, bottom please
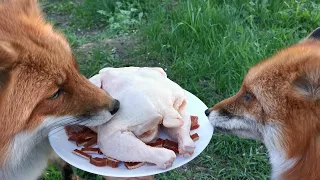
left=40, top=0, right=320, bottom=179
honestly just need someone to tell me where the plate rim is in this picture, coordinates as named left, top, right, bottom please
left=49, top=90, right=213, bottom=177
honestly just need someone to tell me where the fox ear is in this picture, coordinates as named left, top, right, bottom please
left=294, top=28, right=320, bottom=99
left=0, top=41, right=18, bottom=63
left=20, top=0, right=41, bottom=17
left=6, top=0, right=41, bottom=18
left=307, top=27, right=320, bottom=40
left=292, top=66, right=320, bottom=100
left=0, top=41, right=18, bottom=88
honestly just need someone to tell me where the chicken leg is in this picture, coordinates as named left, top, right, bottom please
left=163, top=100, right=195, bottom=156
left=98, top=129, right=176, bottom=169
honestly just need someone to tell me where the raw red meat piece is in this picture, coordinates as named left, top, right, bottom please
left=90, top=157, right=107, bottom=167
left=81, top=147, right=100, bottom=154
left=83, top=137, right=97, bottom=147
left=190, top=115, right=200, bottom=130
left=105, top=157, right=119, bottom=168
left=124, top=162, right=145, bottom=169
left=190, top=133, right=199, bottom=141
left=72, top=149, right=91, bottom=160
left=147, top=138, right=164, bottom=147
left=163, top=139, right=179, bottom=153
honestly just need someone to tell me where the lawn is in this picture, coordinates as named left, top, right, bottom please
left=39, top=0, right=320, bottom=179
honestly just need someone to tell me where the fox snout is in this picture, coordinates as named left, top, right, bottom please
left=205, top=109, right=230, bottom=120
left=70, top=76, right=122, bottom=126
left=109, top=99, right=120, bottom=115
left=204, top=109, right=211, bottom=116
left=204, top=93, right=265, bottom=141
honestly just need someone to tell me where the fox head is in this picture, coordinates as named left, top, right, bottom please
left=206, top=28, right=320, bottom=180
left=0, top=0, right=119, bottom=165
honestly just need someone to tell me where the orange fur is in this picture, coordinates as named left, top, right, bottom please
left=208, top=30, right=320, bottom=179
left=0, top=0, right=115, bottom=169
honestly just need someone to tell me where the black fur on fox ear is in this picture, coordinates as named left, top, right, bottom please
left=291, top=61, right=320, bottom=101
left=307, top=27, right=320, bottom=40
left=292, top=76, right=320, bottom=100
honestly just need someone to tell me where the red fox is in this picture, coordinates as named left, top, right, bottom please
left=206, top=28, right=320, bottom=180
left=0, top=0, right=120, bottom=179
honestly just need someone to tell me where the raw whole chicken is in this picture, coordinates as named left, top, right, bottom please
left=89, top=67, right=195, bottom=169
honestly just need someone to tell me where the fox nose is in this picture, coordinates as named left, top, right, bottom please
left=205, top=109, right=211, bottom=116
left=109, top=99, right=120, bottom=115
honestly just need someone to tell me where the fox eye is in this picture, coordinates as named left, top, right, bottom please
left=48, top=89, right=64, bottom=100
left=243, top=91, right=252, bottom=102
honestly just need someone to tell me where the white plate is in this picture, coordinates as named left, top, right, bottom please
left=49, top=90, right=214, bottom=177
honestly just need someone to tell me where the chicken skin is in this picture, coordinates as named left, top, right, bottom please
left=89, top=67, right=195, bottom=169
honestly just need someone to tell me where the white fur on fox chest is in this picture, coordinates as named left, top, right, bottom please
left=268, top=149, right=296, bottom=180
left=263, top=125, right=296, bottom=180
left=0, top=139, right=53, bottom=180
left=0, top=118, right=59, bottom=180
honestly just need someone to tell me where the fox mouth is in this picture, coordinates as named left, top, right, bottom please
left=215, top=126, right=231, bottom=133
left=215, top=125, right=263, bottom=141
left=75, top=110, right=115, bottom=126
left=219, top=109, right=237, bottom=119
left=215, top=126, right=248, bottom=135
left=209, top=111, right=264, bottom=141
left=78, top=113, right=100, bottom=120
